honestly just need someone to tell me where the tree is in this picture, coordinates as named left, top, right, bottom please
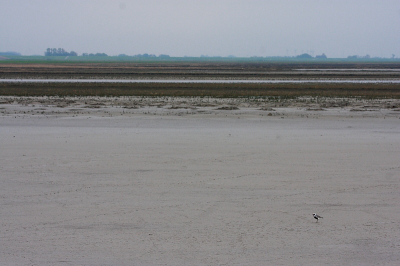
left=296, top=53, right=313, bottom=59
left=45, top=48, right=78, bottom=56
left=45, top=48, right=51, bottom=56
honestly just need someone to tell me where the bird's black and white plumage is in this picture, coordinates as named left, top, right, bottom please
left=313, top=213, right=323, bottom=222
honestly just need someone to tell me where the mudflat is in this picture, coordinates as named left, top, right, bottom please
left=1, top=97, right=399, bottom=265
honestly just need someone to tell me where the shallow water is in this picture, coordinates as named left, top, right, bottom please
left=1, top=78, right=400, bottom=83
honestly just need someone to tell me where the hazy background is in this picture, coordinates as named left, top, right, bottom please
left=1, top=0, right=399, bottom=58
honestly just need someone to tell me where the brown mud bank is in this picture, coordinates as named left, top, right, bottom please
left=1, top=95, right=400, bottom=119
left=1, top=62, right=400, bottom=79
left=1, top=82, right=400, bottom=98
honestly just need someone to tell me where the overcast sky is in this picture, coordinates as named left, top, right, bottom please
left=1, top=0, right=399, bottom=58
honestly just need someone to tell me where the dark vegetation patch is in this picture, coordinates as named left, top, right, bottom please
left=0, top=82, right=399, bottom=98
left=216, top=106, right=240, bottom=110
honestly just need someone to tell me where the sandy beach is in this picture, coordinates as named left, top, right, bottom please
left=1, top=96, right=399, bottom=265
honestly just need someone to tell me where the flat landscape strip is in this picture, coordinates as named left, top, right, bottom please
left=1, top=79, right=400, bottom=83
left=1, top=62, right=399, bottom=98
left=2, top=62, right=400, bottom=80
left=0, top=82, right=399, bottom=98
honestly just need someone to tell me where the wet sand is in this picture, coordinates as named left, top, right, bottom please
left=1, top=97, right=400, bottom=265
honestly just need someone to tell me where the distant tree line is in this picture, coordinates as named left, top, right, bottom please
left=347, top=54, right=371, bottom=59
left=296, top=53, right=313, bottom=59
left=296, top=53, right=327, bottom=59
left=44, top=50, right=172, bottom=58
left=45, top=48, right=77, bottom=56
left=315, top=53, right=327, bottom=59
left=118, top=53, right=170, bottom=58
left=82, top=53, right=108, bottom=57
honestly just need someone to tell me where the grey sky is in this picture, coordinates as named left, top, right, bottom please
left=1, top=0, right=399, bottom=57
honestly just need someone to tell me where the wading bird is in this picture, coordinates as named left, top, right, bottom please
left=313, top=213, right=323, bottom=222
